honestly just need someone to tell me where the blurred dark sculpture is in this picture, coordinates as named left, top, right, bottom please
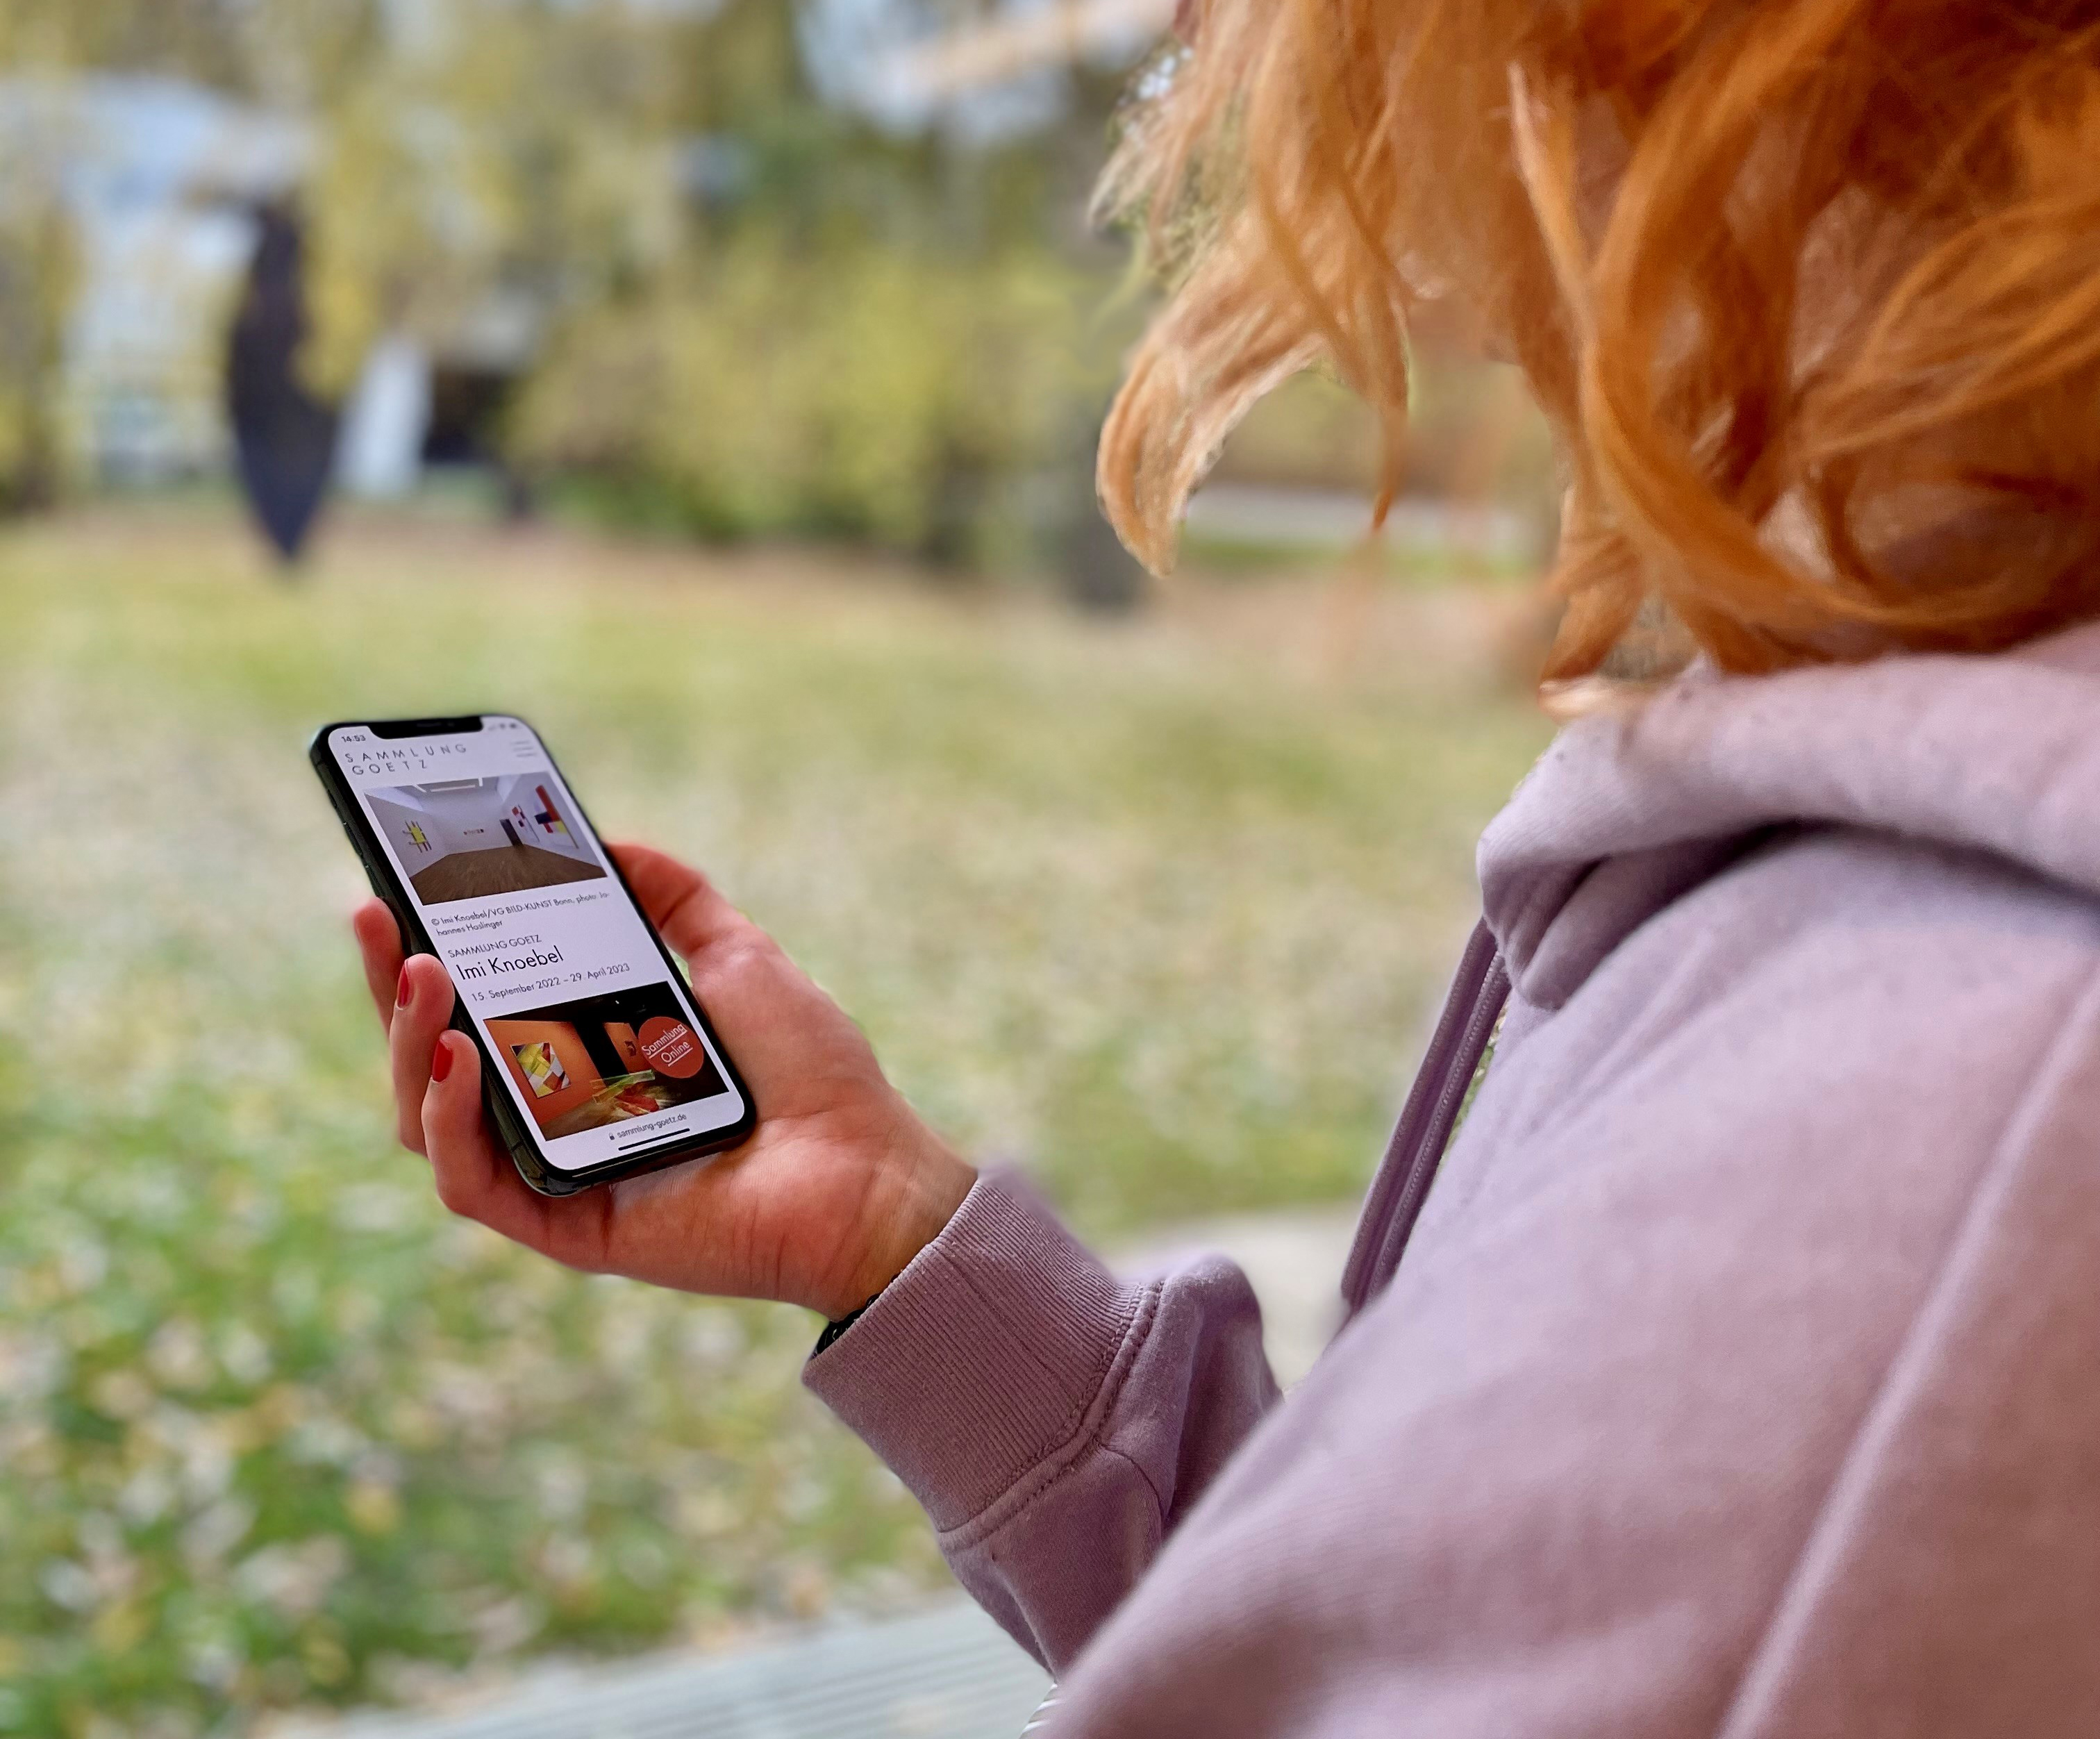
left=226, top=205, right=338, bottom=565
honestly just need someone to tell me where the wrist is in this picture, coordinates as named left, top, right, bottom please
left=821, top=1129, right=974, bottom=1322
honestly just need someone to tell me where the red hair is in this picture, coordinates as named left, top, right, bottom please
left=1100, top=1, right=2100, bottom=684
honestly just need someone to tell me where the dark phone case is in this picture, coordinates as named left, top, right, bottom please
left=308, top=715, right=758, bottom=1196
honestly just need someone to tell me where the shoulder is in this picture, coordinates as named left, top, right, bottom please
left=1510, top=824, right=2100, bottom=1136
left=1239, top=828, right=2100, bottom=1736
left=1424, top=825, right=2100, bottom=1299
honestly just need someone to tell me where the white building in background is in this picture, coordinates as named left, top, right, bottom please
left=800, top=0, right=1170, bottom=140
left=1, top=8, right=1169, bottom=501
left=0, top=76, right=310, bottom=483
left=335, top=331, right=432, bottom=500
left=0, top=74, right=440, bottom=498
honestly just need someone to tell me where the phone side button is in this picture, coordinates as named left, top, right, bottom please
left=341, top=826, right=389, bottom=901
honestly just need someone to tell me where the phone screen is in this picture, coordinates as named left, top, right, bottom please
left=326, top=717, right=747, bottom=1172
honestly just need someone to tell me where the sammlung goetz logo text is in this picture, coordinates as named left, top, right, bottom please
left=339, top=740, right=476, bottom=778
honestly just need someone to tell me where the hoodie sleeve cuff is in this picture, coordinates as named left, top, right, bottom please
left=802, top=1168, right=1147, bottom=1533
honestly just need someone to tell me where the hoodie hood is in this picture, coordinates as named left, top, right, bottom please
left=1478, top=619, right=2100, bottom=1011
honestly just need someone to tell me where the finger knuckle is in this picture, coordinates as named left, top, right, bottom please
left=432, top=1168, right=476, bottom=1217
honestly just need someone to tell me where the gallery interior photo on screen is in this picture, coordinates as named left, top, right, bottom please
left=365, top=774, right=607, bottom=904
left=488, top=981, right=728, bottom=1138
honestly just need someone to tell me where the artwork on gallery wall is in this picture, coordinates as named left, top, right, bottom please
left=533, top=785, right=571, bottom=838
left=374, top=775, right=608, bottom=904
left=606, top=1022, right=647, bottom=1074
left=488, top=984, right=726, bottom=1135
left=511, top=1040, right=571, bottom=1099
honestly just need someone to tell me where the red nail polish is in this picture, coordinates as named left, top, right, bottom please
left=431, top=1036, right=454, bottom=1083
left=397, top=965, right=413, bottom=1006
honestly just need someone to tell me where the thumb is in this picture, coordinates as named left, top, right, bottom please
left=608, top=843, right=742, bottom=960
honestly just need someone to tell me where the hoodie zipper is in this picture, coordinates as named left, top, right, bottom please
left=1340, top=920, right=1510, bottom=1317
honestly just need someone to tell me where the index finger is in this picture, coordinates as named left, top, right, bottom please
left=608, top=842, right=744, bottom=958
left=352, top=899, right=407, bottom=1033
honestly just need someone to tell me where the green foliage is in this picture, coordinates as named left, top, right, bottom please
left=0, top=0, right=383, bottom=107
left=3, top=0, right=1140, bottom=557
left=288, top=0, right=1137, bottom=551
left=512, top=240, right=1121, bottom=563
left=0, top=176, right=73, bottom=513
left=0, top=509, right=1545, bottom=1729
left=303, top=0, right=699, bottom=397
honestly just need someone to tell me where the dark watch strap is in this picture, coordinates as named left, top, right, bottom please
left=812, top=1294, right=879, bottom=1357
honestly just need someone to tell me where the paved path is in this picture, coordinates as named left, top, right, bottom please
left=1183, top=483, right=1531, bottom=563
left=274, top=1605, right=1051, bottom=1739
left=277, top=1208, right=1358, bottom=1738
left=1119, top=1205, right=1357, bottom=1389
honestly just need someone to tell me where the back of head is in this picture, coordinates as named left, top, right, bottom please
left=1100, top=1, right=2100, bottom=685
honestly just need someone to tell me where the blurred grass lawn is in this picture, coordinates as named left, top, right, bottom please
left=0, top=504, right=1548, bottom=1734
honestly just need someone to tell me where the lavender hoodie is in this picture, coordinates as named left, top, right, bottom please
left=808, top=626, right=2100, bottom=1736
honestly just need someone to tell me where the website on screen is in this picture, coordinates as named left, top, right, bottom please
left=329, top=719, right=744, bottom=1169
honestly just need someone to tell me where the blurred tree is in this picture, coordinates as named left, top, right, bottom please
left=0, top=0, right=383, bottom=106
left=299, top=0, right=1140, bottom=576
left=0, top=0, right=1148, bottom=581
left=0, top=168, right=74, bottom=513
left=301, top=0, right=699, bottom=398
left=0, top=0, right=384, bottom=513
left=510, top=236, right=1119, bottom=565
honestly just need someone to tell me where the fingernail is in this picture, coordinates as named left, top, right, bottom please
left=431, top=1035, right=454, bottom=1083
left=397, top=965, right=413, bottom=1007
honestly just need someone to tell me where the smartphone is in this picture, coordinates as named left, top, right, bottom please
left=311, top=714, right=756, bottom=1195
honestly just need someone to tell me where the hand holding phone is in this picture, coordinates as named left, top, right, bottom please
left=355, top=842, right=975, bottom=1319
left=317, top=714, right=973, bottom=1317
left=318, top=715, right=759, bottom=1190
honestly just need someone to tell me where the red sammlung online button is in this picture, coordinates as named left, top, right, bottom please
left=637, top=1015, right=705, bottom=1078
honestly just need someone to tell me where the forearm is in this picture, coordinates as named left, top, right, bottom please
left=804, top=1170, right=1280, bottom=1670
